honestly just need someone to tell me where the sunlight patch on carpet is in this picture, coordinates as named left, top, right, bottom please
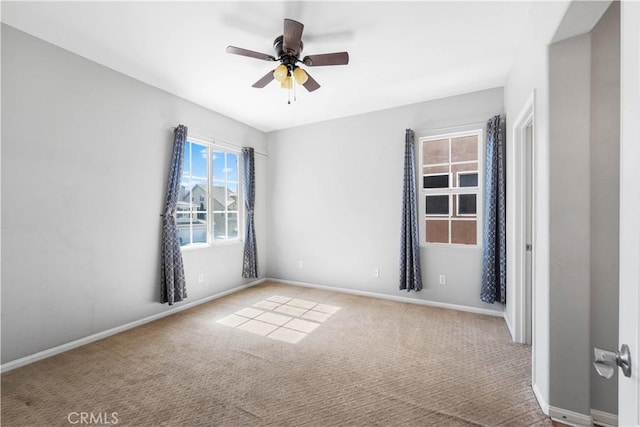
left=216, top=296, right=340, bottom=343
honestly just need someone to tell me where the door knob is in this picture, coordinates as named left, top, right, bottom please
left=593, top=344, right=632, bottom=379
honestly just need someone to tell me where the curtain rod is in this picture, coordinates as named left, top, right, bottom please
left=169, top=127, right=268, bottom=158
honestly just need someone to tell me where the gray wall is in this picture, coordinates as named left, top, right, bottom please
left=549, top=33, right=593, bottom=416
left=547, top=2, right=620, bottom=416
left=265, top=88, right=504, bottom=312
left=589, top=1, right=620, bottom=415
left=2, top=7, right=622, bottom=418
left=505, top=1, right=621, bottom=416
left=1, top=25, right=268, bottom=364
left=504, top=1, right=571, bottom=405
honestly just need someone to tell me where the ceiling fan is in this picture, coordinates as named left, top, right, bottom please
left=226, top=18, right=349, bottom=94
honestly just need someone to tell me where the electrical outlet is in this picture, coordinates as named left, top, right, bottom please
left=439, top=275, right=447, bottom=285
left=373, top=268, right=380, bottom=278
left=298, top=261, right=304, bottom=269
left=198, top=273, right=204, bottom=283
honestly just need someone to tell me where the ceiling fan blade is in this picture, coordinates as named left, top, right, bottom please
left=251, top=70, right=275, bottom=88
left=302, top=72, right=321, bottom=92
left=226, top=46, right=276, bottom=62
left=303, top=52, right=349, bottom=67
left=283, top=18, right=304, bottom=55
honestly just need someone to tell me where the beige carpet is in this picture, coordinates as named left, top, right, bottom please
left=1, top=281, right=551, bottom=426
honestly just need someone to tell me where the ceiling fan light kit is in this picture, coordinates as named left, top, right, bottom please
left=280, top=76, right=293, bottom=90
left=293, top=67, right=308, bottom=85
left=273, top=64, right=288, bottom=82
left=226, top=18, right=349, bottom=104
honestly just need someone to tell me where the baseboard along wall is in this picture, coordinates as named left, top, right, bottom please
left=590, top=409, right=618, bottom=427
left=268, top=278, right=504, bottom=318
left=504, top=310, right=516, bottom=340
left=549, top=406, right=593, bottom=427
left=2, top=277, right=504, bottom=372
left=2, top=276, right=619, bottom=427
left=532, top=382, right=549, bottom=416
left=0, top=279, right=265, bottom=373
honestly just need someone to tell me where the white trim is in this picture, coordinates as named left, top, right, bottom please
left=455, top=193, right=477, bottom=217
left=422, top=162, right=451, bottom=168
left=419, top=128, right=484, bottom=247
left=532, top=382, right=549, bottom=415
left=417, top=122, right=487, bottom=139
left=511, top=90, right=536, bottom=345
left=169, top=126, right=268, bottom=158
left=549, top=406, right=593, bottom=427
left=268, top=278, right=504, bottom=317
left=504, top=311, right=515, bottom=341
left=510, top=91, right=537, bottom=405
left=0, top=279, right=265, bottom=373
left=179, top=141, right=244, bottom=248
left=618, top=3, right=640, bottom=424
left=422, top=172, right=451, bottom=189
left=425, top=194, right=450, bottom=216
left=457, top=170, right=479, bottom=188
left=212, top=140, right=243, bottom=154
left=211, top=147, right=242, bottom=243
left=590, top=409, right=617, bottom=427
left=450, top=160, right=478, bottom=165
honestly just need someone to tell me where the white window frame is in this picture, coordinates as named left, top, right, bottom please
left=179, top=137, right=243, bottom=250
left=419, top=127, right=484, bottom=247
left=211, top=146, right=242, bottom=244
left=456, top=193, right=478, bottom=217
left=457, top=170, right=479, bottom=188
left=425, top=193, right=451, bottom=217
left=423, top=171, right=451, bottom=190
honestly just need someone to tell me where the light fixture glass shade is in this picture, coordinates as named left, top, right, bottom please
left=280, top=75, right=293, bottom=89
left=293, top=67, right=308, bottom=85
left=273, top=64, right=288, bottom=82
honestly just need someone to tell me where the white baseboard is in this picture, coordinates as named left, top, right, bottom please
left=532, top=383, right=549, bottom=415
left=0, top=279, right=265, bottom=373
left=549, top=406, right=593, bottom=427
left=591, top=409, right=617, bottom=427
left=531, top=383, right=616, bottom=427
left=504, top=311, right=516, bottom=341
left=268, top=278, right=504, bottom=317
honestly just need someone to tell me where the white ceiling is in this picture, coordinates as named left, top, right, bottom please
left=1, top=1, right=532, bottom=132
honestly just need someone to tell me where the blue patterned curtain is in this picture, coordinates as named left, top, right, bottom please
left=242, top=147, right=259, bottom=278
left=481, top=116, right=507, bottom=303
left=399, top=129, right=423, bottom=291
left=161, top=125, right=188, bottom=305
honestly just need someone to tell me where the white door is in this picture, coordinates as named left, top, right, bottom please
left=618, top=2, right=640, bottom=425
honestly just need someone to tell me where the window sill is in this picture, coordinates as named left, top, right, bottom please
left=180, top=240, right=244, bottom=251
left=212, top=239, right=244, bottom=247
left=421, top=243, right=481, bottom=249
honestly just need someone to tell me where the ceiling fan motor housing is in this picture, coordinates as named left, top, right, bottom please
left=273, top=35, right=303, bottom=61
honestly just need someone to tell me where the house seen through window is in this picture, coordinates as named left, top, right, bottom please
left=420, top=130, right=482, bottom=245
left=177, top=139, right=240, bottom=247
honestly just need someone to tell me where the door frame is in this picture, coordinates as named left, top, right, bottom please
left=511, top=90, right=536, bottom=346
left=618, top=1, right=640, bottom=424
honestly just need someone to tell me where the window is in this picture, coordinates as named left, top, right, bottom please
left=420, top=130, right=482, bottom=245
left=177, top=139, right=241, bottom=247
left=212, top=150, right=239, bottom=241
